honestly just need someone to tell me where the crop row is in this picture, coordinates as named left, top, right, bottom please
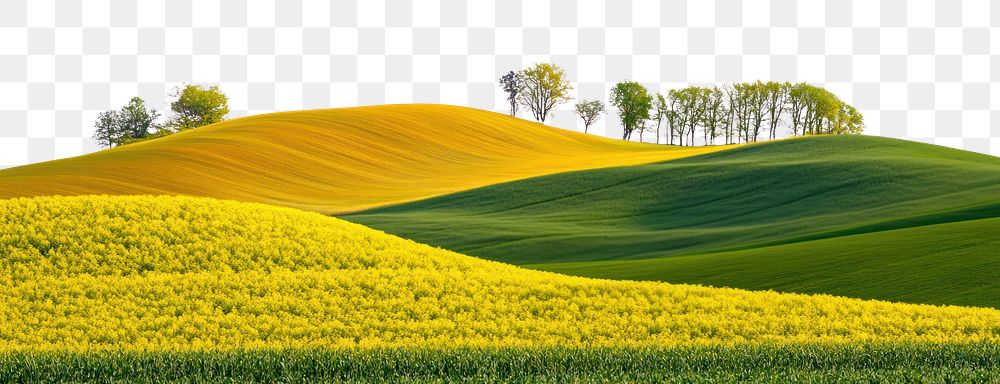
left=2, top=344, right=998, bottom=383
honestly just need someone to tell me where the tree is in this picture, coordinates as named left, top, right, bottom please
left=639, top=118, right=655, bottom=143
left=118, top=97, right=161, bottom=142
left=664, top=93, right=680, bottom=145
left=92, top=97, right=160, bottom=148
left=804, top=86, right=838, bottom=135
left=786, top=82, right=809, bottom=136
left=574, top=99, right=605, bottom=134
left=652, top=93, right=668, bottom=144
left=167, top=84, right=230, bottom=131
left=517, top=63, right=573, bottom=124
left=671, top=87, right=709, bottom=146
left=745, top=81, right=767, bottom=143
left=701, top=87, right=726, bottom=145
left=651, top=81, right=861, bottom=145
left=666, top=90, right=690, bottom=145
left=93, top=110, right=123, bottom=148
left=763, top=82, right=788, bottom=141
left=835, top=104, right=865, bottom=134
left=498, top=70, right=523, bottom=117
left=722, top=84, right=744, bottom=144
left=609, top=81, right=652, bottom=141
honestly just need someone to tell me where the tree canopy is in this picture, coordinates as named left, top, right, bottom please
left=574, top=100, right=605, bottom=134
left=167, top=84, right=230, bottom=131
left=499, top=62, right=863, bottom=145
left=517, top=63, right=573, bottom=124
left=657, top=81, right=864, bottom=146
left=92, top=97, right=160, bottom=148
left=609, top=81, right=652, bottom=141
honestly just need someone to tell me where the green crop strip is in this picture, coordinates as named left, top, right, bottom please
left=2, top=344, right=998, bottom=383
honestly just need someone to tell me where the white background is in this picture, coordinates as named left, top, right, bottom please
left=0, top=0, right=998, bottom=169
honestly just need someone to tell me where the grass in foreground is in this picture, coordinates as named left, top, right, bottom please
left=345, top=135, right=1000, bottom=307
left=0, top=104, right=723, bottom=214
left=2, top=344, right=998, bottom=383
left=2, top=195, right=999, bottom=350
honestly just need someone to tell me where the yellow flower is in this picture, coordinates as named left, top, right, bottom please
left=0, top=194, right=997, bottom=352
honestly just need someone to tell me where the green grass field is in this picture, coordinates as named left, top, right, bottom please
left=4, top=344, right=998, bottom=383
left=345, top=135, right=1000, bottom=308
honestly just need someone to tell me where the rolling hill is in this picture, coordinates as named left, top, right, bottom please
left=0, top=105, right=723, bottom=214
left=344, top=135, right=1000, bottom=307
left=2, top=194, right=998, bottom=351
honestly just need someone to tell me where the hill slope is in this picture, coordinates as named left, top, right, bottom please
left=345, top=135, right=1000, bottom=307
left=0, top=105, right=722, bottom=214
left=2, top=195, right=998, bottom=351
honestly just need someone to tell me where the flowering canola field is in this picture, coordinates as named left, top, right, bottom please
left=0, top=105, right=724, bottom=214
left=2, top=195, right=998, bottom=352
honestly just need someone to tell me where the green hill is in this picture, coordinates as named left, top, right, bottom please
left=344, top=136, right=1000, bottom=308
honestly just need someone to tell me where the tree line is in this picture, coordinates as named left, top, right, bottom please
left=93, top=84, right=230, bottom=147
left=500, top=63, right=864, bottom=146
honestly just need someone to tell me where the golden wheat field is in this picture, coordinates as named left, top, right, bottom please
left=1, top=194, right=997, bottom=352
left=0, top=105, right=724, bottom=214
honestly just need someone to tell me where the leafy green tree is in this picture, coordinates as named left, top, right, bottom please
left=823, top=103, right=864, bottom=134
left=744, top=81, right=767, bottom=143
left=652, top=93, right=668, bottom=144
left=720, top=82, right=766, bottom=143
left=722, top=84, right=743, bottom=144
left=763, top=82, right=787, bottom=141
left=666, top=89, right=690, bottom=145
left=671, top=87, right=710, bottom=146
left=574, top=99, right=605, bottom=134
left=655, top=81, right=862, bottom=145
left=517, top=63, right=573, bottom=124
left=664, top=92, right=681, bottom=145
left=610, top=81, right=652, bottom=141
left=836, top=104, right=865, bottom=134
left=805, top=86, right=837, bottom=135
left=167, top=84, right=230, bottom=131
left=701, top=87, right=726, bottom=145
left=93, top=110, right=123, bottom=148
left=92, top=97, right=160, bottom=148
left=498, top=70, right=523, bottom=117
left=786, top=82, right=810, bottom=136
left=118, top=97, right=161, bottom=141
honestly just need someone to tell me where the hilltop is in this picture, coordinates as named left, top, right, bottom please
left=0, top=105, right=722, bottom=214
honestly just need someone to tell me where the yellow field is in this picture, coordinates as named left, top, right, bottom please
left=1, top=194, right=997, bottom=351
left=0, top=105, right=723, bottom=214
